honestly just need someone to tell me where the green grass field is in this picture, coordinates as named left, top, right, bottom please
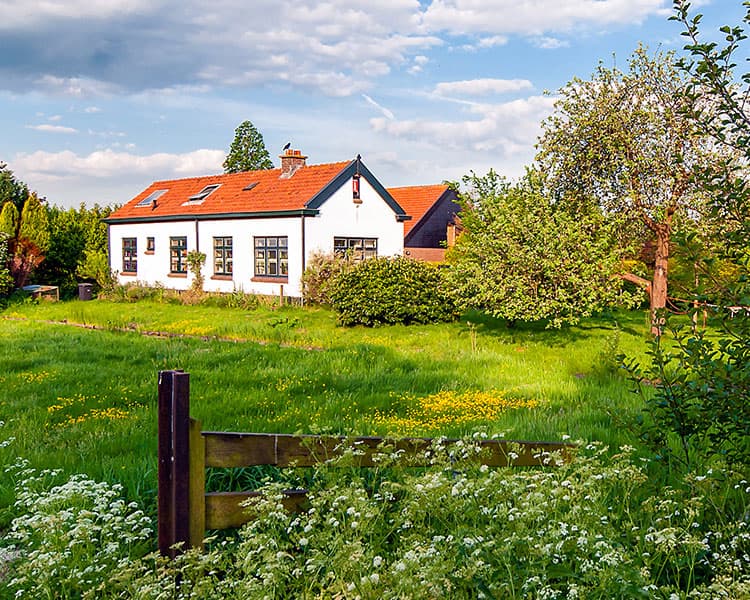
left=0, top=298, right=653, bottom=523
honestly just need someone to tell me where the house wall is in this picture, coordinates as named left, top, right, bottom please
left=305, top=176, right=404, bottom=259
left=108, top=176, right=404, bottom=297
left=110, top=217, right=300, bottom=296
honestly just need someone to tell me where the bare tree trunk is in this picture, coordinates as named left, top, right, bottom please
left=650, top=225, right=670, bottom=335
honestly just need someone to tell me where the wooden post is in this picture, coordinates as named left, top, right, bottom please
left=157, top=370, right=191, bottom=557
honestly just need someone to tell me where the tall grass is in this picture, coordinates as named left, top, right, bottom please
left=1, top=299, right=651, bottom=523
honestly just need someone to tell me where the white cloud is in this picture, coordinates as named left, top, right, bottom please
left=362, top=94, right=395, bottom=120
left=87, top=129, right=127, bottom=138
left=434, top=78, right=534, bottom=96
left=35, top=75, right=119, bottom=98
left=48, top=115, right=62, bottom=122
left=25, top=124, right=78, bottom=133
left=477, top=35, right=509, bottom=48
left=1, top=0, right=154, bottom=29
left=84, top=106, right=102, bottom=113
left=4, top=1, right=443, bottom=98
left=12, top=148, right=224, bottom=180
left=421, top=0, right=668, bottom=34
left=408, top=54, right=429, bottom=74
left=533, top=36, right=570, bottom=49
left=370, top=94, right=556, bottom=156
left=459, top=35, right=509, bottom=51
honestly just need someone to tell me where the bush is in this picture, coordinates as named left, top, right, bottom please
left=624, top=310, right=750, bottom=469
left=301, top=251, right=352, bottom=305
left=328, top=256, right=458, bottom=326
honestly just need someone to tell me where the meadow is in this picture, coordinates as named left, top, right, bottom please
left=2, top=298, right=748, bottom=598
left=1, top=297, right=647, bottom=519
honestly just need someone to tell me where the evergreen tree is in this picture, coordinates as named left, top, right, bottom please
left=18, top=192, right=50, bottom=253
left=0, top=162, right=29, bottom=213
left=223, top=120, right=273, bottom=173
left=0, top=201, right=19, bottom=238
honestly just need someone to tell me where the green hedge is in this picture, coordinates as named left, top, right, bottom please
left=328, top=256, right=458, bottom=326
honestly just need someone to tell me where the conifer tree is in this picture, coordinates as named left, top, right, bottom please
left=0, top=201, right=19, bottom=238
left=223, top=120, right=273, bottom=173
left=18, top=192, right=50, bottom=254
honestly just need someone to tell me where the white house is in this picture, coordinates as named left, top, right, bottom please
left=104, top=151, right=411, bottom=297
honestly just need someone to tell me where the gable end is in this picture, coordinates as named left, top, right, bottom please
left=305, top=159, right=411, bottom=221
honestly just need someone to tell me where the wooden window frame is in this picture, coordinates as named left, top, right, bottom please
left=333, top=237, right=378, bottom=261
left=253, top=236, right=288, bottom=279
left=170, top=236, right=188, bottom=274
left=122, top=237, right=137, bottom=273
left=213, top=236, right=233, bottom=277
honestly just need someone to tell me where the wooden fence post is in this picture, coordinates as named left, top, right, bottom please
left=157, top=369, right=191, bottom=557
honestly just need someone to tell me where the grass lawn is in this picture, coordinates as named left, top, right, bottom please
left=0, top=297, right=654, bottom=524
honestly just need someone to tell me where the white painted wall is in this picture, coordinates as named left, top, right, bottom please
left=305, top=176, right=405, bottom=259
left=109, top=176, right=404, bottom=297
left=110, top=220, right=197, bottom=291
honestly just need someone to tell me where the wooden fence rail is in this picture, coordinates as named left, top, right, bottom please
left=157, top=370, right=575, bottom=556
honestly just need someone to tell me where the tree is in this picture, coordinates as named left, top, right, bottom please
left=18, top=192, right=50, bottom=254
left=536, top=46, right=721, bottom=333
left=0, top=201, right=19, bottom=238
left=621, top=3, right=750, bottom=469
left=8, top=192, right=50, bottom=288
left=673, top=0, right=750, bottom=250
left=223, top=120, right=273, bottom=173
left=76, top=203, right=114, bottom=286
left=0, top=162, right=29, bottom=213
left=445, top=170, right=634, bottom=328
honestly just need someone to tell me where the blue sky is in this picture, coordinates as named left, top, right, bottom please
left=0, top=0, right=742, bottom=208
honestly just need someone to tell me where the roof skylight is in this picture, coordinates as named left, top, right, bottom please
left=135, top=189, right=168, bottom=207
left=186, top=184, right=221, bottom=203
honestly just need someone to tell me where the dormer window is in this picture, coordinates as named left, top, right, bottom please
left=135, top=189, right=168, bottom=207
left=186, top=184, right=220, bottom=204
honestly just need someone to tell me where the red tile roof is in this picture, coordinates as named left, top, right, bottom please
left=387, top=184, right=450, bottom=236
left=109, top=161, right=351, bottom=220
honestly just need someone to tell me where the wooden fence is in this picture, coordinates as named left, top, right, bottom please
left=157, top=370, right=575, bottom=556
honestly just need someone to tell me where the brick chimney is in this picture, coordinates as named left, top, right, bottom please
left=279, top=149, right=307, bottom=178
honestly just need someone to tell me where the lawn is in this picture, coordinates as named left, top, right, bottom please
left=0, top=298, right=652, bottom=522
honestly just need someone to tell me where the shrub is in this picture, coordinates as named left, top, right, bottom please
left=623, top=310, right=750, bottom=469
left=301, top=251, right=352, bottom=305
left=328, top=256, right=458, bottom=326
left=186, top=250, right=206, bottom=295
